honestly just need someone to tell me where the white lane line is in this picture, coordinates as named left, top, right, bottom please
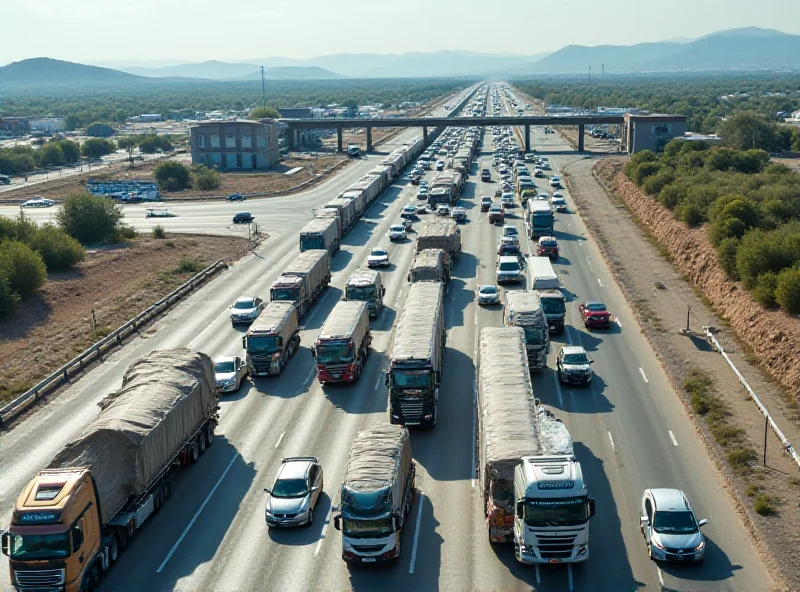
left=472, top=375, right=478, bottom=487
left=157, top=452, right=239, bottom=573
left=608, top=431, right=616, bottom=453
left=669, top=431, right=679, bottom=447
left=374, top=373, right=382, bottom=391
left=274, top=431, right=285, bottom=448
left=408, top=491, right=426, bottom=574
left=314, top=505, right=333, bottom=556
left=657, top=566, right=665, bottom=586
left=616, top=318, right=623, bottom=329
left=597, top=278, right=604, bottom=288
left=639, top=367, right=649, bottom=383
left=567, top=563, right=574, bottom=591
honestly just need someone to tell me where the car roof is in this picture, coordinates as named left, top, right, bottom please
left=278, top=458, right=313, bottom=480
left=561, top=345, right=587, bottom=355
left=213, top=355, right=237, bottom=364
left=235, top=296, right=257, bottom=303
left=650, top=488, right=690, bottom=511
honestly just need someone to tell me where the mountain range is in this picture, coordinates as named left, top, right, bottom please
left=2, top=27, right=799, bottom=92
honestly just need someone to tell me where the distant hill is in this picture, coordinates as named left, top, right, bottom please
left=0, top=57, right=143, bottom=90
left=124, top=60, right=261, bottom=80
left=524, top=27, right=800, bottom=74
left=235, top=66, right=344, bottom=80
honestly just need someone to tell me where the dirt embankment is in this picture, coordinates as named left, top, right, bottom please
left=598, top=160, right=800, bottom=401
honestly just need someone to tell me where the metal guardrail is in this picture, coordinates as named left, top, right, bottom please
left=0, top=259, right=227, bottom=428
left=704, top=327, right=800, bottom=470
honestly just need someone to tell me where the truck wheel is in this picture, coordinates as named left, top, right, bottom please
left=109, top=535, right=120, bottom=564
left=198, top=433, right=207, bottom=455
left=189, top=442, right=199, bottom=464
left=206, top=424, right=215, bottom=447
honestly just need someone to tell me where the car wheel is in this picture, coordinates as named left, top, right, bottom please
left=307, top=508, right=314, bottom=528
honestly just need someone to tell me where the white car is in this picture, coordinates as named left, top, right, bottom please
left=477, top=284, right=500, bottom=305
left=214, top=356, right=248, bottom=393
left=388, top=224, right=407, bottom=241
left=21, top=198, right=55, bottom=208
left=436, top=204, right=451, bottom=217
left=550, top=176, right=561, bottom=188
left=552, top=194, right=567, bottom=212
left=501, top=193, right=515, bottom=209
left=367, top=247, right=390, bottom=268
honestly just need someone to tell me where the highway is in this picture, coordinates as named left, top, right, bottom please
left=0, top=84, right=773, bottom=591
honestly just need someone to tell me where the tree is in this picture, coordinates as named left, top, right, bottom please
left=154, top=161, right=191, bottom=191
left=85, top=122, right=114, bottom=138
left=0, top=271, right=20, bottom=318
left=39, top=143, right=65, bottom=167
left=191, top=165, right=220, bottom=190
left=718, top=113, right=778, bottom=152
left=775, top=268, right=800, bottom=314
left=0, top=240, right=46, bottom=297
left=250, top=106, right=282, bottom=119
left=30, top=225, right=85, bottom=269
left=632, top=162, right=661, bottom=186
left=81, top=138, right=116, bottom=159
left=137, top=135, right=173, bottom=154
left=56, top=192, right=124, bottom=244
left=117, top=136, right=138, bottom=167
left=51, top=140, right=80, bottom=164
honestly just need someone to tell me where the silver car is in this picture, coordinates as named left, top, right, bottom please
left=213, top=356, right=248, bottom=393
left=477, top=284, right=500, bottom=305
left=641, top=489, right=708, bottom=562
left=556, top=346, right=593, bottom=386
left=264, top=457, right=324, bottom=528
left=230, top=296, right=264, bottom=325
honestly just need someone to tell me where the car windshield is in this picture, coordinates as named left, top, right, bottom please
left=404, top=207, right=416, bottom=213
left=504, top=228, right=518, bottom=236
left=499, top=261, right=520, bottom=272
left=479, top=286, right=497, bottom=295
left=391, top=226, right=404, bottom=232
left=586, top=303, right=606, bottom=311
left=246, top=335, right=279, bottom=353
left=271, top=478, right=308, bottom=498
left=653, top=510, right=698, bottom=534
left=316, top=341, right=354, bottom=365
left=490, top=206, right=501, bottom=212
left=342, top=516, right=394, bottom=538
left=234, top=299, right=256, bottom=310
left=371, top=249, right=387, bottom=257
left=8, top=532, right=71, bottom=561
left=524, top=497, right=591, bottom=527
left=391, top=369, right=431, bottom=389
left=214, top=361, right=236, bottom=373
left=564, top=353, right=589, bottom=365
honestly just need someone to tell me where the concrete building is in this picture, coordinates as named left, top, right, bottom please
left=278, top=107, right=312, bottom=119
left=621, top=114, right=688, bottom=154
left=190, top=119, right=279, bottom=169
left=28, top=118, right=65, bottom=133
left=127, top=114, right=163, bottom=123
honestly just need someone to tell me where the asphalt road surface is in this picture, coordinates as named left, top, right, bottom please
left=0, top=85, right=772, bottom=592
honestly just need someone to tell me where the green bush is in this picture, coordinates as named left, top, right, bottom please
left=736, top=226, right=800, bottom=289
left=674, top=203, right=703, bottom=226
left=716, top=237, right=741, bottom=280
left=632, top=162, right=662, bottom=186
left=775, top=268, right=800, bottom=314
left=154, top=161, right=191, bottom=191
left=753, top=494, right=776, bottom=516
left=0, top=240, right=46, bottom=297
left=29, top=225, right=85, bottom=269
left=113, top=224, right=137, bottom=241
left=57, top=192, right=124, bottom=244
left=152, top=225, right=167, bottom=239
left=81, top=138, right=116, bottom=159
left=752, top=272, right=778, bottom=308
left=175, top=258, right=201, bottom=274
left=642, top=168, right=675, bottom=196
left=0, top=272, right=20, bottom=317
left=726, top=447, right=757, bottom=473
left=191, top=165, right=220, bottom=190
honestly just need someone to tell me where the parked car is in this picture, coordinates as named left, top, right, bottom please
left=367, top=247, right=390, bottom=268
left=213, top=355, right=248, bottom=393
left=264, top=457, right=324, bottom=528
left=233, top=212, right=254, bottom=224
left=579, top=301, right=611, bottom=328
left=556, top=346, right=593, bottom=386
left=227, top=193, right=245, bottom=202
left=230, top=295, right=265, bottom=324
left=640, top=489, right=708, bottom=563
left=477, top=284, right=500, bottom=305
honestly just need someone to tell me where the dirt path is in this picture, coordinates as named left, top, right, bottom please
left=0, top=234, right=249, bottom=406
left=565, top=156, right=800, bottom=589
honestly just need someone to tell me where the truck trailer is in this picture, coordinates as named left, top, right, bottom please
left=386, top=281, right=445, bottom=427
left=529, top=256, right=565, bottom=334
left=270, top=249, right=331, bottom=318
left=504, top=291, right=550, bottom=371
left=344, top=270, right=385, bottom=319
left=2, top=350, right=218, bottom=592
left=333, top=422, right=415, bottom=563
left=478, top=327, right=595, bottom=564
left=416, top=218, right=461, bottom=262
left=299, top=216, right=341, bottom=255
left=407, top=248, right=451, bottom=285
left=313, top=301, right=371, bottom=384
left=323, top=198, right=358, bottom=234
left=242, top=301, right=301, bottom=376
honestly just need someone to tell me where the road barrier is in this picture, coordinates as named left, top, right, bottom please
left=0, top=259, right=227, bottom=428
left=704, top=327, right=800, bottom=470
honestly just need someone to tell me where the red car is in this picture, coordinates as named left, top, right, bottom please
left=536, top=236, right=559, bottom=258
left=580, top=301, right=611, bottom=328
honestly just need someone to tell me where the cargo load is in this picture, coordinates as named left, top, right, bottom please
left=408, top=248, right=451, bottom=284
left=299, top=216, right=341, bottom=255
left=270, top=249, right=331, bottom=317
left=416, top=218, right=461, bottom=261
left=324, top=197, right=358, bottom=233
left=504, top=291, right=550, bottom=370
left=242, top=301, right=301, bottom=376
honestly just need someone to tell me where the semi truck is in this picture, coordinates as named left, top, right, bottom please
left=344, top=270, right=385, bottom=319
left=416, top=218, right=461, bottom=262
left=408, top=248, right=451, bottom=284
left=270, top=249, right=331, bottom=318
left=242, top=301, right=301, bottom=376
left=333, top=422, right=416, bottom=563
left=323, top=198, right=358, bottom=234
left=478, top=327, right=595, bottom=564
left=299, top=216, right=341, bottom=255
left=2, top=350, right=218, bottom=592
left=529, top=256, right=566, bottom=334
left=315, top=208, right=343, bottom=238
left=313, top=301, right=371, bottom=384
left=526, top=199, right=555, bottom=238
left=339, top=189, right=368, bottom=219
left=386, top=281, right=445, bottom=427
left=504, top=291, right=550, bottom=371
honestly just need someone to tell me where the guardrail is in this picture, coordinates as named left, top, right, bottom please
left=0, top=259, right=227, bottom=428
left=704, top=327, right=800, bottom=470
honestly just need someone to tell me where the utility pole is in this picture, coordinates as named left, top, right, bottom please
left=261, top=66, right=267, bottom=110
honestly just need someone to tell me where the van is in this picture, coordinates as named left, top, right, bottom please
left=530, top=256, right=559, bottom=291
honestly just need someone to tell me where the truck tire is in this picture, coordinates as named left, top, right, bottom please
left=109, top=535, right=121, bottom=564
left=189, top=441, right=199, bottom=464
left=198, top=433, right=207, bottom=455
left=206, top=424, right=215, bottom=447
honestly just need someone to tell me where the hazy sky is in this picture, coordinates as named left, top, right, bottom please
left=2, top=0, right=798, bottom=65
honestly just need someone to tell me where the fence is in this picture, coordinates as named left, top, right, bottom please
left=0, top=259, right=227, bottom=428
left=704, top=327, right=800, bottom=470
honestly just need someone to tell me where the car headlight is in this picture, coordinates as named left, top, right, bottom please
left=651, top=538, right=666, bottom=551
left=265, top=506, right=273, bottom=516
left=693, top=541, right=705, bottom=551
left=299, top=496, right=311, bottom=511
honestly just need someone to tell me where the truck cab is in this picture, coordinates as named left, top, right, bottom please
left=345, top=270, right=385, bottom=319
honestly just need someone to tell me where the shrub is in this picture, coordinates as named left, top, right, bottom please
left=57, top=192, right=123, bottom=244
left=752, top=272, right=778, bottom=308
left=632, top=162, right=662, bottom=186
left=726, top=447, right=756, bottom=473
left=81, top=138, right=116, bottom=159
left=0, top=272, right=20, bottom=318
left=716, top=237, right=741, bottom=280
left=113, top=224, right=137, bottom=241
left=191, top=165, right=220, bottom=190
left=29, top=225, right=85, bottom=269
left=736, top=227, right=799, bottom=289
left=176, top=258, right=201, bottom=274
left=152, top=225, right=167, bottom=239
left=657, top=184, right=682, bottom=209
left=85, top=122, right=114, bottom=138
left=674, top=203, right=703, bottom=226
left=0, top=240, right=46, bottom=297
left=642, top=168, right=675, bottom=196
left=753, top=494, right=776, bottom=516
left=775, top=267, right=800, bottom=314
left=154, top=161, right=191, bottom=191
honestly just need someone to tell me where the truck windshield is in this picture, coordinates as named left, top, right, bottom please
left=346, top=285, right=376, bottom=301
left=342, top=516, right=394, bottom=538
left=532, top=213, right=553, bottom=224
left=391, top=370, right=431, bottom=389
left=247, top=335, right=278, bottom=353
left=523, top=325, right=547, bottom=345
left=540, top=298, right=566, bottom=315
left=316, top=341, right=354, bottom=365
left=271, top=288, right=298, bottom=302
left=524, top=497, right=591, bottom=527
left=300, top=236, right=323, bottom=251
left=8, top=532, right=71, bottom=561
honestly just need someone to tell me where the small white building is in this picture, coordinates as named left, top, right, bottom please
left=28, top=118, right=65, bottom=133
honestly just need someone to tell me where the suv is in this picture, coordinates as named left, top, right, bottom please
left=496, top=255, right=524, bottom=284
left=480, top=196, right=493, bottom=212
left=264, top=457, right=324, bottom=528
left=233, top=212, right=254, bottom=224
left=641, top=489, right=708, bottom=563
left=488, top=204, right=504, bottom=225
left=556, top=346, right=593, bottom=385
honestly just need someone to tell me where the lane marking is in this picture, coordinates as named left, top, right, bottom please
left=275, top=431, right=285, bottom=448
left=639, top=367, right=649, bottom=383
left=597, top=278, right=604, bottom=288
left=616, top=318, right=623, bottom=329
left=314, top=505, right=333, bottom=556
left=657, top=566, right=664, bottom=586
left=408, top=491, right=426, bottom=574
left=374, top=373, right=382, bottom=391
left=608, top=430, right=616, bottom=453
left=157, top=452, right=239, bottom=573
left=669, top=431, right=679, bottom=447
left=567, top=563, right=574, bottom=591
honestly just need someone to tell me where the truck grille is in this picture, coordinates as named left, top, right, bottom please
left=534, top=532, right=577, bottom=559
left=399, top=398, right=424, bottom=419
left=352, top=544, right=386, bottom=553
left=15, top=568, right=65, bottom=589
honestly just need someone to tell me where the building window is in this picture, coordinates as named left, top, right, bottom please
left=211, top=153, right=221, bottom=165
left=226, top=153, right=237, bottom=168
left=197, top=135, right=205, bottom=149
left=241, top=134, right=252, bottom=148
left=225, top=133, right=236, bottom=148
left=256, top=134, right=266, bottom=148
left=210, top=134, right=220, bottom=148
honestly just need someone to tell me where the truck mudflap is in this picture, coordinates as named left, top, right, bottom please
left=486, top=502, right=514, bottom=543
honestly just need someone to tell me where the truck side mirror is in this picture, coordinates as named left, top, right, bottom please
left=311, top=348, right=316, bottom=359
left=241, top=337, right=246, bottom=349
left=333, top=515, right=341, bottom=531
left=515, top=501, right=523, bottom=519
left=1, top=532, right=9, bottom=556
left=381, top=287, right=386, bottom=296
left=588, top=498, right=596, bottom=518
left=383, top=372, right=390, bottom=387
